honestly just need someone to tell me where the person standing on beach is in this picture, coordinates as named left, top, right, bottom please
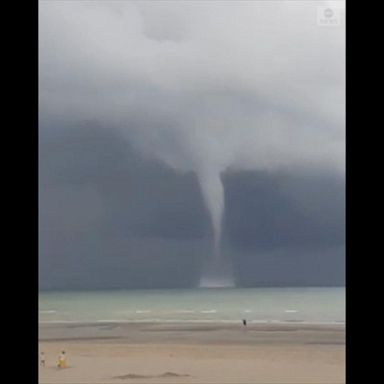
left=57, top=350, right=67, bottom=368
left=242, top=319, right=247, bottom=327
left=40, top=352, right=45, bottom=367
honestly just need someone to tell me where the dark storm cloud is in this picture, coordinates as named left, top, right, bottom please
left=39, top=125, right=344, bottom=289
left=39, top=1, right=345, bottom=288
left=39, top=124, right=211, bottom=240
left=223, top=170, right=344, bottom=250
left=39, top=125, right=212, bottom=289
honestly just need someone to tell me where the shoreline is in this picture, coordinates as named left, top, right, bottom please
left=39, top=319, right=345, bottom=325
left=39, top=321, right=345, bottom=345
left=39, top=320, right=345, bottom=327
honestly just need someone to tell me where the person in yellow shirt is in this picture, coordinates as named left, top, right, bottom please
left=57, top=350, right=67, bottom=368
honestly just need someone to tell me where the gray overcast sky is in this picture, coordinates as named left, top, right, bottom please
left=39, top=0, right=345, bottom=289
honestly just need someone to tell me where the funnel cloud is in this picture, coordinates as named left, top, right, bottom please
left=197, top=170, right=224, bottom=259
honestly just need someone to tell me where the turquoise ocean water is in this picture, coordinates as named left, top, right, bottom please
left=39, top=287, right=345, bottom=325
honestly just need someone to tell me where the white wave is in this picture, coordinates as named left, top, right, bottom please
left=284, top=309, right=298, bottom=313
left=39, top=320, right=80, bottom=324
left=174, top=310, right=196, bottom=313
left=200, top=309, right=217, bottom=313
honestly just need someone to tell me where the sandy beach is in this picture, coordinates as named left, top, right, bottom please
left=39, top=322, right=345, bottom=384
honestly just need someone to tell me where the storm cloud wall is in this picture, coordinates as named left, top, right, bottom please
left=39, top=125, right=344, bottom=290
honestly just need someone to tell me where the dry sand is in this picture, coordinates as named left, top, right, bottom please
left=39, top=323, right=345, bottom=384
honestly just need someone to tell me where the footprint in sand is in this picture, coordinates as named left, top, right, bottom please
left=160, top=372, right=190, bottom=378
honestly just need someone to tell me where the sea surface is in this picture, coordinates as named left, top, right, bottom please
left=39, top=287, right=345, bottom=325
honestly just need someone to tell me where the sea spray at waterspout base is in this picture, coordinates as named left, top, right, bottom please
left=199, top=256, right=235, bottom=288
